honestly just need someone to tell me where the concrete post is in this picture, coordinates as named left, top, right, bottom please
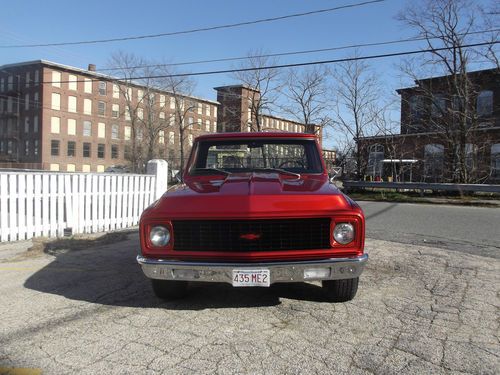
left=147, top=159, right=169, bottom=200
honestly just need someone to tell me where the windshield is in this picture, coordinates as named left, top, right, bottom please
left=190, top=138, right=323, bottom=175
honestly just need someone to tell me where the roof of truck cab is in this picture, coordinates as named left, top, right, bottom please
left=195, top=132, right=317, bottom=141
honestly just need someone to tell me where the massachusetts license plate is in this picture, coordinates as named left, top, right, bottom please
left=232, top=269, right=270, bottom=287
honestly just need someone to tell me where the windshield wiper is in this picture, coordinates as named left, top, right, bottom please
left=193, top=168, right=231, bottom=176
left=252, top=168, right=301, bottom=179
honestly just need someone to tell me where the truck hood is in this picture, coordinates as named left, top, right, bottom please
left=144, top=173, right=357, bottom=219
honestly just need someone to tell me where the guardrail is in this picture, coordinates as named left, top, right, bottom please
left=342, top=181, right=500, bottom=195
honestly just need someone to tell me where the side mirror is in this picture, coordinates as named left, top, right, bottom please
left=175, top=171, right=183, bottom=183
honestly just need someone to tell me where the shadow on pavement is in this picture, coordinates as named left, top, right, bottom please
left=23, top=233, right=332, bottom=310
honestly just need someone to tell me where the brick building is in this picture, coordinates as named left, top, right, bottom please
left=0, top=60, right=326, bottom=173
left=215, top=85, right=331, bottom=164
left=358, top=68, right=499, bottom=183
left=215, top=85, right=321, bottom=136
left=0, top=60, right=219, bottom=172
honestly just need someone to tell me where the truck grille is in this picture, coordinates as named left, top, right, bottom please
left=172, top=218, right=331, bottom=252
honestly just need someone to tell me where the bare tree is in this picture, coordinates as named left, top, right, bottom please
left=398, top=0, right=498, bottom=183
left=280, top=66, right=331, bottom=133
left=371, top=101, right=410, bottom=182
left=233, top=50, right=281, bottom=131
left=156, top=73, right=196, bottom=173
left=330, top=57, right=383, bottom=179
left=108, top=52, right=147, bottom=172
left=107, top=53, right=195, bottom=173
left=328, top=127, right=357, bottom=177
left=140, top=86, right=169, bottom=164
left=480, top=1, right=499, bottom=68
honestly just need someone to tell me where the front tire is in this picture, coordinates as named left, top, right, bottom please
left=322, top=277, right=359, bottom=302
left=151, top=279, right=188, bottom=300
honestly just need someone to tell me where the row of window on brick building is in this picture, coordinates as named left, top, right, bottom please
left=259, top=117, right=304, bottom=133
left=50, top=139, right=117, bottom=159
left=367, top=143, right=500, bottom=180
left=0, top=70, right=40, bottom=90
left=46, top=116, right=212, bottom=142
left=0, top=135, right=177, bottom=171
left=0, top=93, right=40, bottom=113
left=408, top=90, right=494, bottom=120
left=48, top=131, right=193, bottom=159
left=0, top=90, right=217, bottom=122
left=0, top=114, right=197, bottom=157
left=47, top=92, right=218, bottom=119
left=47, top=140, right=177, bottom=172
left=0, top=139, right=39, bottom=158
left=0, top=70, right=218, bottom=117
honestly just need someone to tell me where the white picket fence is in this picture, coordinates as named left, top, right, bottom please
left=0, top=160, right=169, bottom=242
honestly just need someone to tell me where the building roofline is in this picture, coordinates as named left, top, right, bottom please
left=0, top=59, right=220, bottom=105
left=213, top=84, right=258, bottom=92
left=0, top=60, right=42, bottom=69
left=396, top=67, right=499, bottom=94
left=416, top=67, right=498, bottom=82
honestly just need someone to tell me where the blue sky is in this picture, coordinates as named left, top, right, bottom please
left=0, top=0, right=497, bottom=147
left=0, top=0, right=414, bottom=94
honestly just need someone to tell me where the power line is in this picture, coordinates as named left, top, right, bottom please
left=97, top=28, right=500, bottom=71
left=6, top=41, right=498, bottom=85
left=112, top=41, right=500, bottom=81
left=0, top=0, right=385, bottom=48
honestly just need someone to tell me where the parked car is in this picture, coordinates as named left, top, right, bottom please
left=137, top=132, right=367, bottom=302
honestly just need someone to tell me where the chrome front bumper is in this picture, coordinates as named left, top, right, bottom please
left=137, top=254, right=368, bottom=284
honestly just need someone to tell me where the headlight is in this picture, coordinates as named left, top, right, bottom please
left=149, top=226, right=171, bottom=247
left=333, top=223, right=354, bottom=245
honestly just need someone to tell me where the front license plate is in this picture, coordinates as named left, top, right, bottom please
left=232, top=269, right=270, bottom=287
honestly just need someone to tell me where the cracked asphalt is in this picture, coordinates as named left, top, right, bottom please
left=0, top=232, right=498, bottom=374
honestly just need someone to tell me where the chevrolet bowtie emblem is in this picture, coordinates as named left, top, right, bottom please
left=240, top=233, right=261, bottom=240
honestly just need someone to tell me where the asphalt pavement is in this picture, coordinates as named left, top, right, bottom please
left=359, top=201, right=500, bottom=259
left=0, top=221, right=498, bottom=374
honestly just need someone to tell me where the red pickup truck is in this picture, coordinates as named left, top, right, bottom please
left=137, top=132, right=367, bottom=302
